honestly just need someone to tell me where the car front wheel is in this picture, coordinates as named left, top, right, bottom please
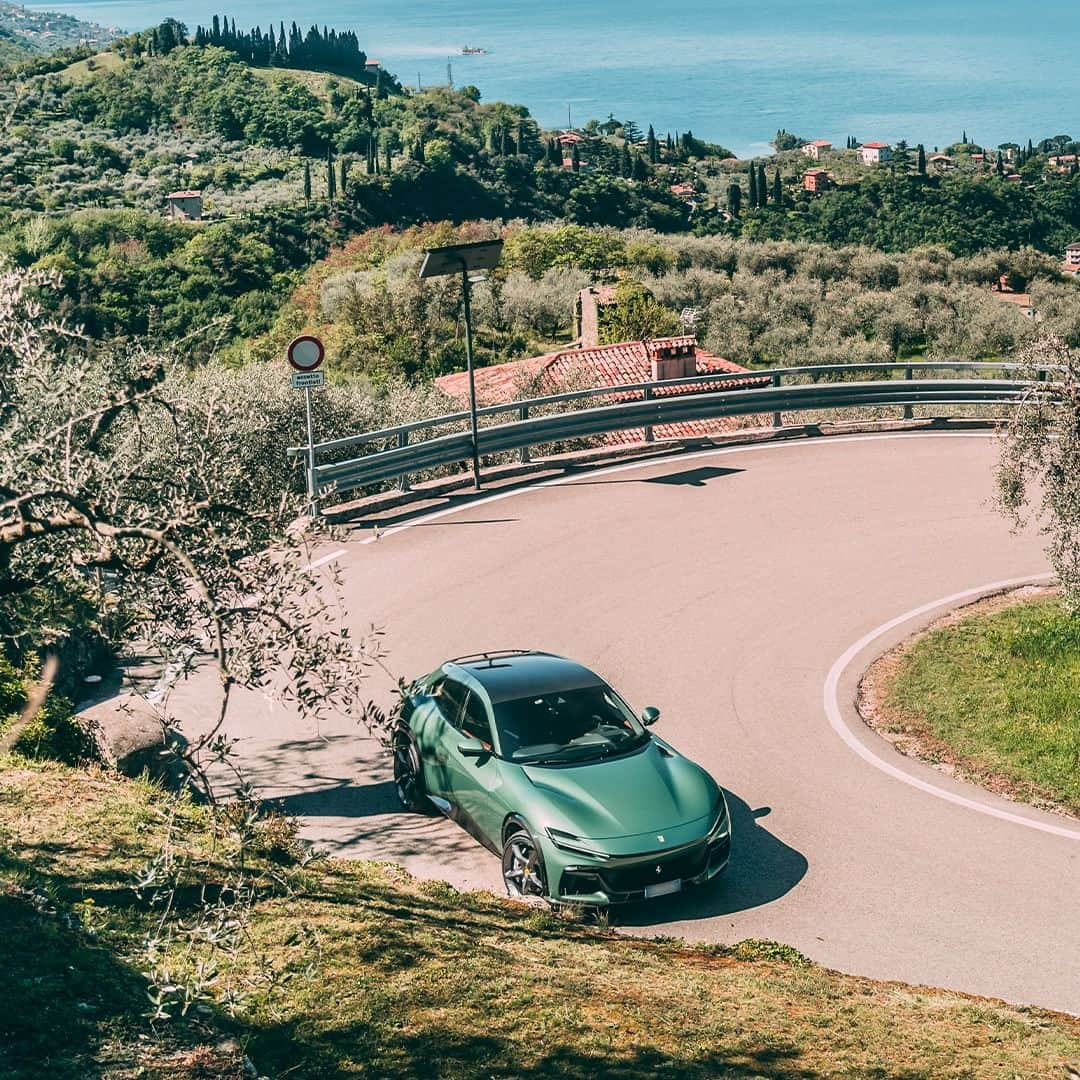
left=392, top=728, right=429, bottom=813
left=502, top=824, right=548, bottom=901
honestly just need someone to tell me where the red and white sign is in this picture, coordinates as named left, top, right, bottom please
left=287, top=334, right=325, bottom=372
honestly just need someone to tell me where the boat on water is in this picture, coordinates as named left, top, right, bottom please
left=461, top=45, right=488, bottom=55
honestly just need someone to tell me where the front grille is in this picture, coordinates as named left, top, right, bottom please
left=598, top=842, right=709, bottom=893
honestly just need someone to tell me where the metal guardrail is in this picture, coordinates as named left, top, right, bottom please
left=289, top=362, right=1050, bottom=506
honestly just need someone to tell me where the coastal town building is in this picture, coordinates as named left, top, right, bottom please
left=928, top=153, right=955, bottom=171
left=801, top=139, right=832, bottom=160
left=165, top=189, right=203, bottom=220
left=435, top=336, right=770, bottom=444
left=1048, top=154, right=1078, bottom=173
left=1065, top=241, right=1080, bottom=268
left=803, top=168, right=832, bottom=194
left=858, top=142, right=891, bottom=165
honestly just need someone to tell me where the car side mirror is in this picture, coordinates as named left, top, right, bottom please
left=641, top=706, right=661, bottom=727
left=457, top=737, right=488, bottom=758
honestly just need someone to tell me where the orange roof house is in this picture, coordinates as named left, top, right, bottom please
left=436, top=336, right=771, bottom=444
left=802, top=139, right=832, bottom=160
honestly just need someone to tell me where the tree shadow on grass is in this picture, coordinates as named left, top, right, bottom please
left=248, top=1017, right=852, bottom=1079
left=0, top=885, right=150, bottom=1080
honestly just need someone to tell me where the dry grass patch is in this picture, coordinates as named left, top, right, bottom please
left=2, top=757, right=1078, bottom=1078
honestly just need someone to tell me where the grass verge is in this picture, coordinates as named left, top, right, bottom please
left=865, top=590, right=1080, bottom=817
left=2, top=758, right=1079, bottom=1078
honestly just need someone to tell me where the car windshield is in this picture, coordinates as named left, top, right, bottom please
left=494, top=684, right=648, bottom=764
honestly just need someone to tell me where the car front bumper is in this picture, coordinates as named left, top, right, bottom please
left=553, top=830, right=731, bottom=906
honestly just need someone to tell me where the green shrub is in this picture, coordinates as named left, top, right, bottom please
left=0, top=657, right=89, bottom=763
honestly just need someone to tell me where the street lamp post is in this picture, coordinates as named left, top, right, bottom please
left=418, top=239, right=503, bottom=491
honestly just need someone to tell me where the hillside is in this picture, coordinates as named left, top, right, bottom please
left=0, top=0, right=116, bottom=60
left=3, top=758, right=1079, bottom=1079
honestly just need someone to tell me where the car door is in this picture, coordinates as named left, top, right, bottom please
left=432, top=686, right=505, bottom=851
left=416, top=676, right=470, bottom=801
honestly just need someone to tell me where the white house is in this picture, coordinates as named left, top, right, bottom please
left=1066, top=241, right=1080, bottom=268
left=858, top=141, right=892, bottom=165
left=801, top=139, right=832, bottom=160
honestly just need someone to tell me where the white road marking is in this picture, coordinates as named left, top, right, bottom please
left=823, top=574, right=1080, bottom=841
left=359, top=431, right=997, bottom=544
left=301, top=548, right=348, bottom=573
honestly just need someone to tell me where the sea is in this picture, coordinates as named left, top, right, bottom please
left=22, top=0, right=1080, bottom=159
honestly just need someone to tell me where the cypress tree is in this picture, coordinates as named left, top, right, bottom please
left=620, top=142, right=632, bottom=177
left=366, top=136, right=375, bottom=174
left=748, top=164, right=758, bottom=208
left=384, top=138, right=392, bottom=172
left=771, top=168, right=782, bottom=206
left=647, top=124, right=657, bottom=164
left=339, top=153, right=348, bottom=194
left=571, top=142, right=580, bottom=172
left=632, top=152, right=647, bottom=182
left=326, top=148, right=335, bottom=201
left=757, top=163, right=767, bottom=205
left=917, top=143, right=926, bottom=174
left=211, top=14, right=220, bottom=43
left=727, top=182, right=742, bottom=216
left=303, top=160, right=311, bottom=201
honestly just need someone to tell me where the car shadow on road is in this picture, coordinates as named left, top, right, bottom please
left=615, top=790, right=808, bottom=926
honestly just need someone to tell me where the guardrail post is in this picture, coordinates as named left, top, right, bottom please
left=903, top=365, right=914, bottom=420
left=771, top=372, right=782, bottom=429
left=519, top=405, right=530, bottom=463
left=644, top=385, right=654, bottom=443
left=397, top=429, right=410, bottom=492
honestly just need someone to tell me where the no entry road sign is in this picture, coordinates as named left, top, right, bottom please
left=287, top=335, right=325, bottom=372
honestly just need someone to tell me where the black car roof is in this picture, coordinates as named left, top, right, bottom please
left=446, top=651, right=603, bottom=704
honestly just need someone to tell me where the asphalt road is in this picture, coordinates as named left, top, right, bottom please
left=178, top=432, right=1080, bottom=1013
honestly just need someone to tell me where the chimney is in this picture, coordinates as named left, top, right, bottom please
left=649, top=338, right=698, bottom=381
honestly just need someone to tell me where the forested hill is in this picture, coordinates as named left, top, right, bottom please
left=191, top=16, right=372, bottom=82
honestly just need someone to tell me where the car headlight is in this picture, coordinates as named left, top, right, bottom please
left=707, top=797, right=729, bottom=840
left=546, top=828, right=611, bottom=859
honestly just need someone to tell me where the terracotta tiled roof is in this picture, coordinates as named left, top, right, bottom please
left=861, top=141, right=889, bottom=149
left=166, top=189, right=202, bottom=199
left=809, top=139, right=832, bottom=147
left=436, top=338, right=772, bottom=443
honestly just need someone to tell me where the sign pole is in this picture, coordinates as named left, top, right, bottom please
left=461, top=265, right=482, bottom=491
left=304, top=384, right=318, bottom=518
left=286, top=334, right=326, bottom=519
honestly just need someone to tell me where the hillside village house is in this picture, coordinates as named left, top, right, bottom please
left=436, top=335, right=770, bottom=444
left=858, top=142, right=891, bottom=165
left=928, top=153, right=955, bottom=171
left=165, top=189, right=202, bottom=220
left=1066, top=241, right=1080, bottom=268
left=803, top=168, right=832, bottom=194
left=802, top=139, right=832, bottom=160
left=1049, top=154, right=1078, bottom=173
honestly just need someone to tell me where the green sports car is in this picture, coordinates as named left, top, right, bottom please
left=393, top=650, right=731, bottom=905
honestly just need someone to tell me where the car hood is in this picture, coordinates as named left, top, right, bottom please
left=520, top=740, right=717, bottom=838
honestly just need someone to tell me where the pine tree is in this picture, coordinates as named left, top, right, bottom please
left=727, top=182, right=742, bottom=216
left=771, top=168, right=782, bottom=206
left=303, top=160, right=311, bottom=202
left=748, top=164, right=758, bottom=208
left=917, top=144, right=926, bottom=175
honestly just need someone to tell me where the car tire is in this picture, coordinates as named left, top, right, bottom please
left=501, top=822, right=548, bottom=901
left=392, top=727, right=430, bottom=814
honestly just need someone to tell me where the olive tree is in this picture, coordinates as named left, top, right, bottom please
left=996, top=336, right=1080, bottom=611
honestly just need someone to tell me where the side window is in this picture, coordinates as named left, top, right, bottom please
left=435, top=678, right=469, bottom=727
left=459, top=692, right=494, bottom=747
